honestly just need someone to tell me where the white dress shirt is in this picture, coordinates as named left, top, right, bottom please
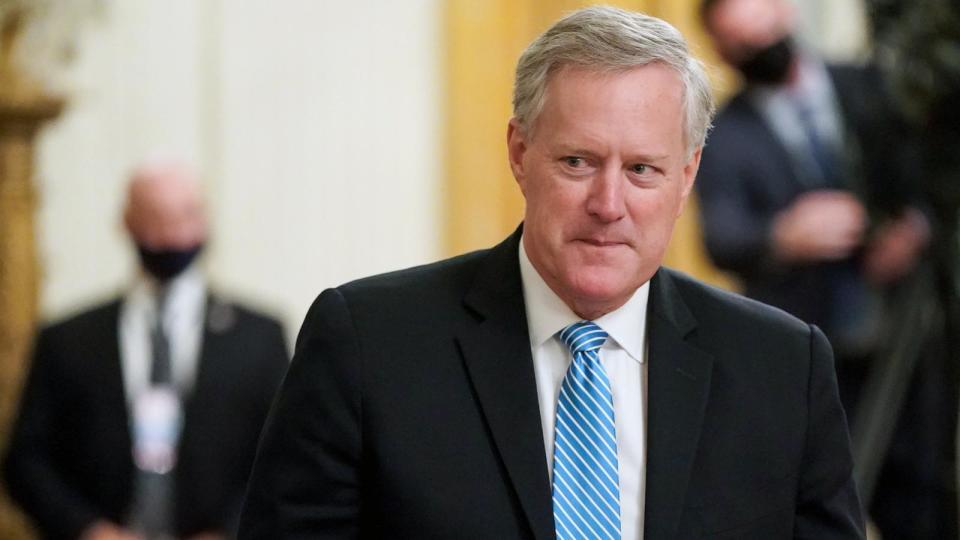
left=519, top=238, right=649, bottom=540
left=119, top=266, right=207, bottom=404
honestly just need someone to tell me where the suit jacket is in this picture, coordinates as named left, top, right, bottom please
left=3, top=295, right=289, bottom=540
left=239, top=229, right=863, bottom=539
left=696, top=64, right=913, bottom=331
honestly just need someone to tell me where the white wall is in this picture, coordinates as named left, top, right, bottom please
left=35, top=0, right=441, bottom=344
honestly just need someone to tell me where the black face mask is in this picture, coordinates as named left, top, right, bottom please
left=137, top=244, right=203, bottom=282
left=736, top=37, right=795, bottom=85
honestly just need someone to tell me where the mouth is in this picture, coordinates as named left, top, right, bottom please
left=576, top=238, right=629, bottom=248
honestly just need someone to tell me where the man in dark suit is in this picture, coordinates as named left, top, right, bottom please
left=697, top=0, right=936, bottom=537
left=696, top=0, right=929, bottom=355
left=240, top=6, right=863, bottom=539
left=3, top=161, right=289, bottom=540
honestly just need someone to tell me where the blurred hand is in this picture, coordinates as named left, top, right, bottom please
left=771, top=190, right=867, bottom=263
left=78, top=521, right=144, bottom=540
left=863, top=207, right=930, bottom=284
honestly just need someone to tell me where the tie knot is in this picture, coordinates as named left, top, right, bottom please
left=560, top=321, right=608, bottom=354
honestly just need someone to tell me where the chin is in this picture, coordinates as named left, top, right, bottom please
left=564, top=270, right=635, bottom=313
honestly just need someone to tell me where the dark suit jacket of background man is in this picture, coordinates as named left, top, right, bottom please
left=239, top=228, right=863, bottom=539
left=696, top=64, right=915, bottom=330
left=696, top=64, right=949, bottom=539
left=3, top=295, right=289, bottom=539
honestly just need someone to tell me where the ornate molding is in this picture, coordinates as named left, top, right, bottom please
left=0, top=4, right=74, bottom=539
left=0, top=1, right=102, bottom=96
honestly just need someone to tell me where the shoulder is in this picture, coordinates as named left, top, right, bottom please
left=661, top=268, right=815, bottom=347
left=335, top=247, right=491, bottom=312
left=208, top=294, right=284, bottom=333
left=826, top=63, right=886, bottom=107
left=38, top=298, right=122, bottom=343
left=702, top=92, right=764, bottom=160
left=294, top=246, right=497, bottom=353
left=826, top=62, right=899, bottom=121
left=825, top=62, right=876, bottom=86
left=26, top=299, right=123, bottom=377
left=659, top=269, right=831, bottom=414
left=711, top=91, right=757, bottom=129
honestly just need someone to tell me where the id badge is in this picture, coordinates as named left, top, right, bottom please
left=132, top=387, right=182, bottom=474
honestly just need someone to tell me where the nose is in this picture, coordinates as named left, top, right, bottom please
left=585, top=165, right=626, bottom=223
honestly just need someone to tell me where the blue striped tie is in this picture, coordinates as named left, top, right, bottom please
left=553, top=321, right=621, bottom=539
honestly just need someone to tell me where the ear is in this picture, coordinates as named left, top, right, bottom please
left=507, top=118, right=529, bottom=194
left=676, top=146, right=702, bottom=217
left=123, top=207, right=135, bottom=237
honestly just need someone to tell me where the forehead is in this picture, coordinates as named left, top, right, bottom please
left=130, top=176, right=203, bottom=218
left=536, top=64, right=686, bottom=152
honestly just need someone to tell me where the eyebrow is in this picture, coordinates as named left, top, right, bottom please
left=557, top=147, right=602, bottom=160
left=626, top=153, right=670, bottom=163
left=556, top=147, right=670, bottom=164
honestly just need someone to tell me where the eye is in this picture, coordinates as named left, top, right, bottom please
left=563, top=156, right=586, bottom=168
left=626, top=162, right=662, bottom=186
left=627, top=163, right=660, bottom=179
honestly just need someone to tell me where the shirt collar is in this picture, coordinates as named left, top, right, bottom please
left=127, top=264, right=206, bottom=321
left=518, top=235, right=649, bottom=363
left=747, top=50, right=829, bottom=105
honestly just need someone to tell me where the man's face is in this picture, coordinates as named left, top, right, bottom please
left=126, top=168, right=207, bottom=251
left=707, top=0, right=794, bottom=65
left=508, top=63, right=700, bottom=319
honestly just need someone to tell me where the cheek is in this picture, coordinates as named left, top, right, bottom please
left=627, top=191, right=684, bottom=240
left=628, top=191, right=669, bottom=221
left=527, top=181, right=583, bottom=229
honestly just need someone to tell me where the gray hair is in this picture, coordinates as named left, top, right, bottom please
left=513, top=6, right=715, bottom=155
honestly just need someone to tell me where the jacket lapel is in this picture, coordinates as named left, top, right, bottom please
left=179, top=295, right=235, bottom=454
left=643, top=269, right=714, bottom=539
left=737, top=93, right=822, bottom=193
left=457, top=228, right=555, bottom=540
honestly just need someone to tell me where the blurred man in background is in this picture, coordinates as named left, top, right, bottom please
left=698, top=0, right=934, bottom=537
left=3, top=160, right=289, bottom=540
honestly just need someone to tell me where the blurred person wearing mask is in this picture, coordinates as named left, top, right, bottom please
left=3, top=161, right=289, bottom=540
left=698, top=0, right=936, bottom=537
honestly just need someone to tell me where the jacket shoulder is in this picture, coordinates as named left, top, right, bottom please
left=293, top=247, right=497, bottom=347
left=711, top=91, right=756, bottom=126
left=337, top=247, right=491, bottom=304
left=703, top=93, right=766, bottom=158
left=663, top=268, right=811, bottom=337
left=209, top=295, right=284, bottom=331
left=39, top=298, right=122, bottom=341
